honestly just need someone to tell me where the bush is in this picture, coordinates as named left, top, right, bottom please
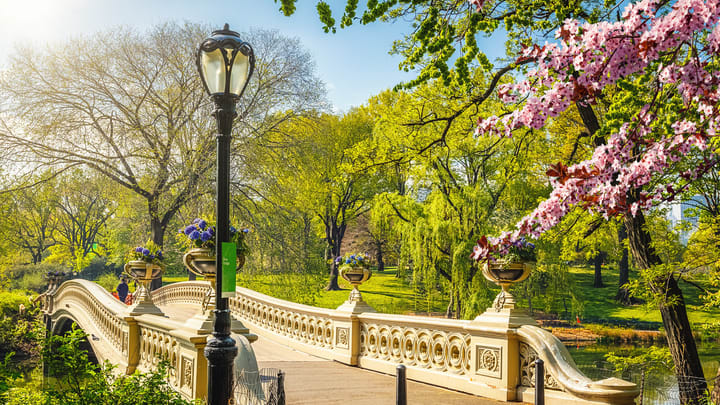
left=78, top=256, right=121, bottom=281
left=0, top=292, right=42, bottom=380
left=40, top=328, right=199, bottom=404
left=0, top=291, right=30, bottom=318
left=6, top=263, right=69, bottom=292
left=95, top=273, right=121, bottom=293
left=16, top=272, right=45, bottom=292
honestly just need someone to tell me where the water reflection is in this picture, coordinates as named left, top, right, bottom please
left=567, top=342, right=719, bottom=404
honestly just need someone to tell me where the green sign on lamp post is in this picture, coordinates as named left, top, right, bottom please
left=221, top=242, right=236, bottom=298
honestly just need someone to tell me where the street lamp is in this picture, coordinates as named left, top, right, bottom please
left=196, top=23, right=254, bottom=405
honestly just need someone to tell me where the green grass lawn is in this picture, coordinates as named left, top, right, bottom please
left=312, top=268, right=440, bottom=314
left=234, top=267, right=447, bottom=315
left=162, top=275, right=190, bottom=285
left=566, top=266, right=720, bottom=325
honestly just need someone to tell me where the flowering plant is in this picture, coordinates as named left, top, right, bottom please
left=471, top=235, right=535, bottom=264
left=129, top=240, right=164, bottom=265
left=178, top=218, right=249, bottom=256
left=44, top=271, right=68, bottom=279
left=335, top=253, right=368, bottom=271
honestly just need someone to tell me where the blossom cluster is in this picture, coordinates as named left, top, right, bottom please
left=131, top=242, right=164, bottom=265
left=470, top=0, right=720, bottom=260
left=178, top=218, right=250, bottom=255
left=477, top=0, right=720, bottom=138
left=336, top=253, right=368, bottom=270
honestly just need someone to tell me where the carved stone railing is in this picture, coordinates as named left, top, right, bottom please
left=228, top=287, right=349, bottom=362
left=45, top=280, right=639, bottom=405
left=43, top=280, right=210, bottom=401
left=152, top=281, right=209, bottom=307
left=221, top=284, right=639, bottom=405
left=48, top=280, right=130, bottom=367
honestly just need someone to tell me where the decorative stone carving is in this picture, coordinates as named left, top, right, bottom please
left=519, top=342, right=562, bottom=390
left=228, top=294, right=335, bottom=350
left=475, top=345, right=501, bottom=378
left=139, top=326, right=178, bottom=374
left=181, top=356, right=193, bottom=389
left=53, top=285, right=125, bottom=354
left=122, top=331, right=129, bottom=355
left=336, top=327, right=349, bottom=348
left=359, top=323, right=471, bottom=375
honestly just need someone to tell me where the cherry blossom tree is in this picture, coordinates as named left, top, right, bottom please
left=471, top=0, right=719, bottom=402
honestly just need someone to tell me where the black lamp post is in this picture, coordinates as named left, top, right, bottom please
left=196, top=23, right=254, bottom=405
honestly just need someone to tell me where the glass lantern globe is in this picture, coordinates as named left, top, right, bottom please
left=196, top=24, right=255, bottom=99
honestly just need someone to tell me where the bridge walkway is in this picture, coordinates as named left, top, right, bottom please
left=157, top=303, right=508, bottom=405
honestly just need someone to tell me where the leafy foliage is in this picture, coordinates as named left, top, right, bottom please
left=41, top=328, right=197, bottom=404
left=127, top=241, right=165, bottom=266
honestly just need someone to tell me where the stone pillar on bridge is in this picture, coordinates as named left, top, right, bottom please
left=335, top=288, right=376, bottom=366
left=464, top=299, right=537, bottom=402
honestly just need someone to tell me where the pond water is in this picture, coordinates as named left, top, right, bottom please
left=567, top=342, right=720, bottom=404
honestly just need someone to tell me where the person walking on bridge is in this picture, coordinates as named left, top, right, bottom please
left=117, top=278, right=129, bottom=304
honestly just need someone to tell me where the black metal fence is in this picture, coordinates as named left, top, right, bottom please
left=234, top=367, right=285, bottom=405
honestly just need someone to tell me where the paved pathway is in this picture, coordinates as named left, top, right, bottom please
left=159, top=304, right=511, bottom=405
left=254, top=335, right=510, bottom=405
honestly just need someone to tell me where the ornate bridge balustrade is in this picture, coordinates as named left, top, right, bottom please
left=43, top=280, right=640, bottom=404
left=227, top=285, right=640, bottom=405
left=229, top=287, right=351, bottom=363
left=42, top=280, right=210, bottom=401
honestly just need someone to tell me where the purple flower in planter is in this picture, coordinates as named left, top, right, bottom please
left=184, top=225, right=196, bottom=235
left=201, top=231, right=212, bottom=241
left=189, top=230, right=201, bottom=240
left=142, top=248, right=150, bottom=256
left=198, top=219, right=207, bottom=230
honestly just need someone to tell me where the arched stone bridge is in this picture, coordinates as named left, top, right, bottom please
left=40, top=279, right=640, bottom=404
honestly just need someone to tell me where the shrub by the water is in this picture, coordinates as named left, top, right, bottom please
left=4, top=327, right=199, bottom=404
left=0, top=292, right=43, bottom=384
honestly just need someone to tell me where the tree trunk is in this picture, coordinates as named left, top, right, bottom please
left=445, top=295, right=454, bottom=318
left=326, top=261, right=341, bottom=291
left=616, top=223, right=630, bottom=298
left=711, top=367, right=720, bottom=404
left=455, top=290, right=462, bottom=319
left=625, top=210, right=707, bottom=404
left=593, top=251, right=605, bottom=288
left=615, top=223, right=638, bottom=304
left=376, top=243, right=385, bottom=273
left=324, top=218, right=346, bottom=291
left=150, top=215, right=165, bottom=290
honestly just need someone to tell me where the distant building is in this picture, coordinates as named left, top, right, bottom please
left=665, top=196, right=705, bottom=245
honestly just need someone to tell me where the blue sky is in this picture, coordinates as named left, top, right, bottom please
left=0, top=0, right=419, bottom=111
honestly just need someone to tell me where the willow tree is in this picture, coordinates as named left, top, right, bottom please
left=359, top=79, right=550, bottom=318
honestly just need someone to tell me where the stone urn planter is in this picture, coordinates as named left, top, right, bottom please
left=123, top=260, right=165, bottom=316
left=183, top=247, right=218, bottom=313
left=482, top=261, right=533, bottom=311
left=340, top=265, right=372, bottom=303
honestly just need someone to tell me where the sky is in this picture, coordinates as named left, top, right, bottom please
left=0, top=0, right=422, bottom=112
